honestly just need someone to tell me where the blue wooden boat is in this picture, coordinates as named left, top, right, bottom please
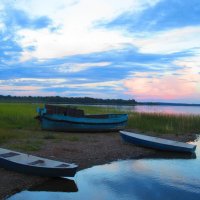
left=36, top=105, right=128, bottom=132
left=120, top=131, right=196, bottom=153
left=0, top=148, right=78, bottom=177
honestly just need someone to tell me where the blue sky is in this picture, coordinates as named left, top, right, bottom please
left=0, top=0, right=200, bottom=103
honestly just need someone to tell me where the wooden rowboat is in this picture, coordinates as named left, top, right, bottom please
left=120, top=131, right=196, bottom=153
left=37, top=105, right=128, bottom=132
left=0, top=148, right=78, bottom=177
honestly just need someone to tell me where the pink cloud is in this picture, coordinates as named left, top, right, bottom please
left=124, top=69, right=200, bottom=102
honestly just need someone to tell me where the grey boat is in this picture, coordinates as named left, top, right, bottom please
left=120, top=131, right=196, bottom=153
left=0, top=148, right=78, bottom=177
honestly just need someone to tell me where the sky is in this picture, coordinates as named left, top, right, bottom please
left=0, top=0, right=200, bottom=103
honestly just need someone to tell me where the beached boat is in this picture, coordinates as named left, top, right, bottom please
left=120, top=131, right=196, bottom=153
left=36, top=105, right=128, bottom=132
left=0, top=148, right=78, bottom=177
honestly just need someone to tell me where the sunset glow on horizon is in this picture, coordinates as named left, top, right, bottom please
left=0, top=0, right=200, bottom=103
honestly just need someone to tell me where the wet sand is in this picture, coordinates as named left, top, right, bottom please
left=0, top=131, right=197, bottom=199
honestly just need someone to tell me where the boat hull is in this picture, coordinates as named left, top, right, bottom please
left=40, top=114, right=128, bottom=132
left=0, top=148, right=77, bottom=177
left=120, top=131, right=196, bottom=153
left=0, top=159, right=77, bottom=177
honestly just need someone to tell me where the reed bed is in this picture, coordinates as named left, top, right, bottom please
left=127, top=112, right=200, bottom=135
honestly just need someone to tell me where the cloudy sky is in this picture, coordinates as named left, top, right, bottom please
left=0, top=0, right=200, bottom=103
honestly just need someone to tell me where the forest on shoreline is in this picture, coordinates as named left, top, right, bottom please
left=0, top=95, right=199, bottom=106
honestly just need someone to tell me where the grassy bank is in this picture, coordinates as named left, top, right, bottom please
left=0, top=103, right=199, bottom=151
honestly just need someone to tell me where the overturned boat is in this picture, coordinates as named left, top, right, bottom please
left=36, top=105, right=128, bottom=132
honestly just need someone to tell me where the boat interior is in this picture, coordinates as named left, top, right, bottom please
left=45, top=104, right=110, bottom=118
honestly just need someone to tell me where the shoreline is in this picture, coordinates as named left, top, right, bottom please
left=0, top=131, right=197, bottom=199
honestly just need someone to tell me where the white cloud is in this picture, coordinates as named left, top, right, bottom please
left=0, top=78, right=67, bottom=85
left=132, top=26, right=200, bottom=54
left=18, top=28, right=132, bottom=61
left=59, top=90, right=124, bottom=99
left=7, top=0, right=161, bottom=61
left=51, top=80, right=124, bottom=91
left=0, top=21, right=5, bottom=30
left=58, top=62, right=111, bottom=73
left=0, top=85, right=42, bottom=91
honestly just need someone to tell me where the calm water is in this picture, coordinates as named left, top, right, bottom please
left=7, top=137, right=200, bottom=200
left=66, top=104, right=200, bottom=115
left=101, top=105, right=200, bottom=115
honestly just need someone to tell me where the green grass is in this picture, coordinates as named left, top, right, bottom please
left=0, top=103, right=199, bottom=151
left=0, top=103, right=41, bottom=130
left=78, top=105, right=121, bottom=115
left=127, top=112, right=200, bottom=135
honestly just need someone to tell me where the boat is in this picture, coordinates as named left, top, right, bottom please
left=36, top=105, right=128, bottom=132
left=0, top=148, right=78, bottom=177
left=120, top=131, right=196, bottom=153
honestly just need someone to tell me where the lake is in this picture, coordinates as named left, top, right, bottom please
left=7, top=136, right=200, bottom=200
left=97, top=105, right=200, bottom=115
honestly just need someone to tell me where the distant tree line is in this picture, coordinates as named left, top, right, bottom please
left=0, top=95, right=137, bottom=105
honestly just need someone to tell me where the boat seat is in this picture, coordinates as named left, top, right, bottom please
left=28, top=159, right=45, bottom=165
left=56, top=163, right=70, bottom=168
left=0, top=152, right=20, bottom=158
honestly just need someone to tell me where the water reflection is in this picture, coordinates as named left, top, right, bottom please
left=28, top=178, right=78, bottom=192
left=7, top=139, right=200, bottom=200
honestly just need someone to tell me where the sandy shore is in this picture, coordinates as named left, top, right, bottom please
left=0, top=131, right=197, bottom=199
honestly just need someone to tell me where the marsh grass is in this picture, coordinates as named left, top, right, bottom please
left=78, top=105, right=121, bottom=115
left=127, top=112, right=200, bottom=135
left=0, top=103, right=200, bottom=151
left=0, top=103, right=41, bottom=130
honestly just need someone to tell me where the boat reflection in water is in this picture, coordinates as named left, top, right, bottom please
left=28, top=178, right=78, bottom=193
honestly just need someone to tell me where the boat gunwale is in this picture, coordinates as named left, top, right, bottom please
left=0, top=149, right=77, bottom=169
left=42, top=114, right=128, bottom=125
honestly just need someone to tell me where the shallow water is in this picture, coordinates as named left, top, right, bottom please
left=7, top=137, right=200, bottom=200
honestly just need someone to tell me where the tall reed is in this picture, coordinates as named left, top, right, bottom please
left=127, top=112, right=200, bottom=135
